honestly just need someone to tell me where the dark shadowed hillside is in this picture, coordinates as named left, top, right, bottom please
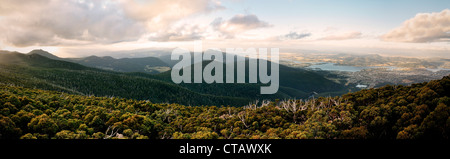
left=0, top=51, right=249, bottom=106
left=0, top=50, right=349, bottom=106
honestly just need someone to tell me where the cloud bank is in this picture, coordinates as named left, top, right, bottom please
left=382, top=9, right=450, bottom=43
left=0, top=0, right=224, bottom=46
left=119, top=0, right=224, bottom=31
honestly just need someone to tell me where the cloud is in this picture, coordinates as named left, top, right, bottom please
left=280, top=32, right=311, bottom=40
left=149, top=24, right=206, bottom=42
left=0, top=0, right=148, bottom=46
left=119, top=0, right=224, bottom=31
left=149, top=13, right=271, bottom=41
left=382, top=9, right=450, bottom=43
left=0, top=0, right=224, bottom=47
left=211, top=14, right=271, bottom=38
left=320, top=31, right=362, bottom=40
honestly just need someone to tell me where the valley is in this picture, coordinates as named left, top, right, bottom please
left=280, top=53, right=450, bottom=89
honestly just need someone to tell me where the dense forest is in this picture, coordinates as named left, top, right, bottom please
left=0, top=51, right=348, bottom=106
left=1, top=75, right=449, bottom=139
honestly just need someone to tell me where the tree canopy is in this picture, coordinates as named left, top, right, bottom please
left=1, top=75, right=449, bottom=139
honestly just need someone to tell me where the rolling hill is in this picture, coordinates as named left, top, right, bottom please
left=0, top=50, right=349, bottom=106
left=153, top=59, right=347, bottom=99
left=0, top=51, right=249, bottom=106
left=28, top=49, right=170, bottom=74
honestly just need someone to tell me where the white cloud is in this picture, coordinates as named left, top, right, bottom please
left=0, top=0, right=147, bottom=46
left=211, top=14, right=271, bottom=38
left=0, top=0, right=225, bottom=47
left=118, top=0, right=224, bottom=32
left=382, top=9, right=450, bottom=43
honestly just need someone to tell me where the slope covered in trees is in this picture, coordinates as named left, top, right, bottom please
left=0, top=51, right=249, bottom=106
left=0, top=50, right=349, bottom=106
left=1, top=75, right=449, bottom=139
left=153, top=59, right=347, bottom=99
left=27, top=49, right=170, bottom=74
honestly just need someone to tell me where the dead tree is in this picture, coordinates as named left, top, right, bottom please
left=244, top=100, right=271, bottom=110
left=332, top=97, right=342, bottom=107
left=160, top=132, right=167, bottom=139
left=162, top=108, right=173, bottom=122
left=237, top=111, right=249, bottom=129
left=244, top=100, right=259, bottom=110
left=278, top=99, right=301, bottom=123
left=228, top=107, right=234, bottom=116
left=261, top=100, right=270, bottom=107
left=104, top=125, right=119, bottom=139
left=219, top=108, right=235, bottom=119
left=299, top=99, right=308, bottom=111
left=309, top=98, right=317, bottom=111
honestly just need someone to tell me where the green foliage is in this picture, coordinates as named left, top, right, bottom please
left=0, top=72, right=450, bottom=139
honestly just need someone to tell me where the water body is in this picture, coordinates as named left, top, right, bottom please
left=356, top=84, right=368, bottom=88
left=306, top=63, right=373, bottom=72
left=305, top=62, right=449, bottom=73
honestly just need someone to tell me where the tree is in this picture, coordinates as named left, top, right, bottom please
left=27, top=114, right=58, bottom=135
left=421, top=103, right=449, bottom=138
left=0, top=116, right=22, bottom=138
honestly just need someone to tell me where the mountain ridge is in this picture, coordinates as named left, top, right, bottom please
left=0, top=50, right=349, bottom=105
left=26, top=49, right=170, bottom=74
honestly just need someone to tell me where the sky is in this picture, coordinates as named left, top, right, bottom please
left=0, top=0, right=449, bottom=58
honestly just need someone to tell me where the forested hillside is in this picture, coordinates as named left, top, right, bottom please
left=0, top=51, right=249, bottom=106
left=0, top=50, right=348, bottom=106
left=1, top=75, right=449, bottom=139
left=153, top=59, right=347, bottom=99
left=68, top=56, right=170, bottom=74
left=28, top=49, right=170, bottom=74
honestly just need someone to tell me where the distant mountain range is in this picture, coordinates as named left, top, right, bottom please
left=28, top=49, right=170, bottom=74
left=283, top=52, right=450, bottom=69
left=0, top=50, right=349, bottom=106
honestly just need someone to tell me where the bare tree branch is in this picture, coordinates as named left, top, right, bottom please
left=104, top=125, right=119, bottom=139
